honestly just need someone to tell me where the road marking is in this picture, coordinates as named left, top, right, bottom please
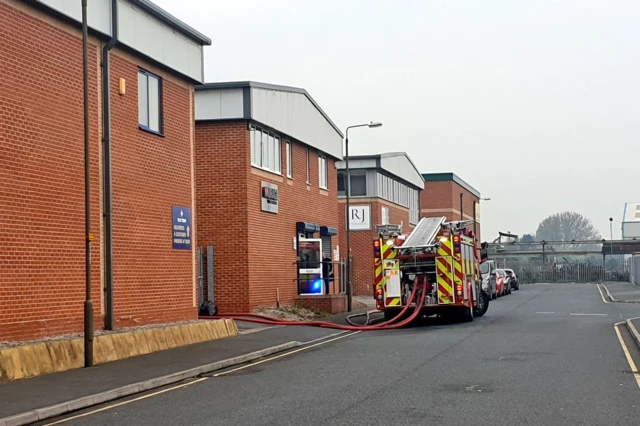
left=569, top=313, right=608, bottom=316
left=42, top=378, right=208, bottom=425
left=213, top=331, right=362, bottom=377
left=536, top=311, right=555, bottom=314
left=41, top=331, right=361, bottom=424
left=597, top=284, right=611, bottom=304
left=614, top=321, right=640, bottom=390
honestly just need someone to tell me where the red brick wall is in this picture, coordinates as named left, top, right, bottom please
left=338, top=199, right=415, bottom=296
left=247, top=137, right=340, bottom=309
left=108, top=53, right=196, bottom=328
left=0, top=1, right=197, bottom=341
left=195, top=121, right=340, bottom=313
left=0, top=1, right=102, bottom=342
left=420, top=180, right=481, bottom=242
left=195, top=121, right=250, bottom=313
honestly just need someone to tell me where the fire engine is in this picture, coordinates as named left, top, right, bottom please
left=373, top=216, right=490, bottom=322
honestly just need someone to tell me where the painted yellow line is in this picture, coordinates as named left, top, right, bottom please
left=597, top=284, right=610, bottom=304
left=213, top=331, right=362, bottom=377
left=42, top=378, right=208, bottom=425
left=614, top=322, right=640, bottom=390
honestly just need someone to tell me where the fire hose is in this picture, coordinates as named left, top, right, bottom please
left=198, top=282, right=427, bottom=331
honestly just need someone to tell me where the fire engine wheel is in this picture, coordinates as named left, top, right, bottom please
left=474, top=291, right=490, bottom=318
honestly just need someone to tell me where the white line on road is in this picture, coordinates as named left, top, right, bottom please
left=597, top=284, right=611, bottom=304
left=614, top=321, right=640, bottom=390
left=536, top=311, right=555, bottom=314
left=213, top=331, right=362, bottom=377
left=569, top=313, right=608, bottom=316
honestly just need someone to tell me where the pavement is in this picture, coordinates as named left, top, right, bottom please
left=601, top=281, right=640, bottom=303
left=21, top=283, right=640, bottom=426
left=0, top=322, right=348, bottom=424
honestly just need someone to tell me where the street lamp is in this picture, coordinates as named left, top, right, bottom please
left=81, top=0, right=94, bottom=368
left=609, top=217, right=614, bottom=256
left=345, top=121, right=382, bottom=312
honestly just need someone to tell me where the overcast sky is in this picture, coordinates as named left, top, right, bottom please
left=154, top=0, right=640, bottom=240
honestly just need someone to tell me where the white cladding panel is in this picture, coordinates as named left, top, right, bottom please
left=380, top=155, right=423, bottom=188
left=250, top=88, right=342, bottom=159
left=35, top=0, right=112, bottom=35
left=622, top=222, right=640, bottom=239
left=117, top=0, right=203, bottom=82
left=335, top=159, right=377, bottom=170
left=623, top=203, right=640, bottom=222
left=195, top=89, right=244, bottom=121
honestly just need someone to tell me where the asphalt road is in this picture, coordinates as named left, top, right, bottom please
left=42, top=284, right=640, bottom=426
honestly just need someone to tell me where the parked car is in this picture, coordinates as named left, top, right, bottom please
left=495, top=269, right=511, bottom=296
left=504, top=268, right=519, bottom=291
left=480, top=260, right=498, bottom=300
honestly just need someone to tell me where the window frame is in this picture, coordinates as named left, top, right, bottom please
left=286, top=141, right=293, bottom=178
left=250, top=124, right=282, bottom=175
left=318, top=155, right=328, bottom=190
left=137, top=68, right=163, bottom=136
left=306, top=148, right=310, bottom=184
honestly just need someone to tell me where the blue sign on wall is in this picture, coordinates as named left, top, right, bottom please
left=172, top=206, right=192, bottom=250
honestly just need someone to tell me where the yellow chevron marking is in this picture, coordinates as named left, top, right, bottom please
left=388, top=298, right=401, bottom=306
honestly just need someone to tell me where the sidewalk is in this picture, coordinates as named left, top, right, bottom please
left=601, top=281, right=640, bottom=303
left=0, top=323, right=342, bottom=422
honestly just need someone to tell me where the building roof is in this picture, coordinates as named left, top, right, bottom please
left=336, top=152, right=425, bottom=189
left=195, top=81, right=343, bottom=137
left=623, top=202, right=640, bottom=222
left=421, top=172, right=481, bottom=198
left=195, top=81, right=344, bottom=159
left=130, top=0, right=212, bottom=45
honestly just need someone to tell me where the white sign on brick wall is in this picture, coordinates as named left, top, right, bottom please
left=347, top=205, right=371, bottom=231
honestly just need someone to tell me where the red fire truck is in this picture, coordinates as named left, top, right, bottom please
left=373, top=216, right=490, bottom=322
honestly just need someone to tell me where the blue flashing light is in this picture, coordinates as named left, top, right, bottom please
left=311, top=279, right=323, bottom=294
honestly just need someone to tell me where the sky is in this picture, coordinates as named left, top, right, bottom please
left=154, top=0, right=640, bottom=240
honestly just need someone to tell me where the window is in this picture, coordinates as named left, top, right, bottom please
left=337, top=171, right=345, bottom=194
left=351, top=173, right=367, bottom=196
left=250, top=125, right=281, bottom=174
left=306, top=149, right=310, bottom=184
left=318, top=156, right=328, bottom=189
left=286, top=141, right=292, bottom=178
left=337, top=171, right=366, bottom=196
left=138, top=69, right=162, bottom=134
left=382, top=207, right=390, bottom=225
left=409, top=188, right=420, bottom=225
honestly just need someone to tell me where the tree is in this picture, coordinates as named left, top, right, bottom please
left=536, top=212, right=601, bottom=242
left=520, top=233, right=536, bottom=243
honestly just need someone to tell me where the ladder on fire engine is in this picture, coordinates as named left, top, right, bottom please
left=395, top=216, right=447, bottom=255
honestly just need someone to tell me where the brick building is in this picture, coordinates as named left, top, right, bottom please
left=420, top=172, right=483, bottom=243
left=194, top=82, right=344, bottom=313
left=336, top=153, right=423, bottom=296
left=0, top=0, right=210, bottom=342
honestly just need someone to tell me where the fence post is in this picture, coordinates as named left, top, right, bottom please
left=197, top=246, right=204, bottom=306
left=207, top=245, right=215, bottom=303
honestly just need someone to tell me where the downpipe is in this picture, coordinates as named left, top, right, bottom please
left=102, top=0, right=118, bottom=330
left=199, top=283, right=427, bottom=331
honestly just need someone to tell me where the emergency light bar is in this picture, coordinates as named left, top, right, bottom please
left=375, top=224, right=403, bottom=237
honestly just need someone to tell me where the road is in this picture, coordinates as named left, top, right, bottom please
left=41, top=284, right=640, bottom=426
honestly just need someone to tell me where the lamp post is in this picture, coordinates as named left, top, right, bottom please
left=609, top=217, right=614, bottom=256
left=345, top=121, right=382, bottom=312
left=81, top=0, right=94, bottom=368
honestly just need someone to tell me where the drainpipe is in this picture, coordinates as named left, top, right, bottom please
left=102, top=0, right=118, bottom=330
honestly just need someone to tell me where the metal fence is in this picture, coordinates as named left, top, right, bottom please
left=491, top=256, right=631, bottom=284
